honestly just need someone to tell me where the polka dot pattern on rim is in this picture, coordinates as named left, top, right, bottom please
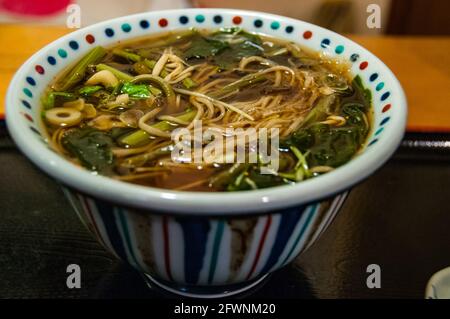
left=195, top=15, right=205, bottom=23
left=105, top=28, right=114, bottom=37
left=35, top=65, right=44, bottom=74
left=85, top=34, right=95, bottom=44
left=26, top=77, right=36, bottom=86
left=69, top=40, right=79, bottom=50
left=121, top=23, right=131, bottom=32
left=254, top=19, right=263, bottom=28
left=303, top=31, right=312, bottom=39
left=179, top=16, right=189, bottom=24
left=16, top=12, right=395, bottom=148
left=140, top=20, right=150, bottom=29
left=359, top=61, right=368, bottom=70
left=47, top=56, right=56, bottom=65
left=270, top=21, right=280, bottom=30
left=58, top=49, right=67, bottom=58
left=335, top=45, right=344, bottom=54
left=232, top=16, right=242, bottom=25
left=159, top=18, right=168, bottom=27
left=321, top=38, right=331, bottom=48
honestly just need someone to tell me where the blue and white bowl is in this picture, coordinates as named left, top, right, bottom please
left=5, top=9, right=407, bottom=298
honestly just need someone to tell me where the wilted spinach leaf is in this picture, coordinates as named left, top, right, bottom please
left=282, top=77, right=371, bottom=168
left=353, top=75, right=372, bottom=106
left=183, top=28, right=264, bottom=69
left=62, top=127, right=115, bottom=174
left=210, top=28, right=264, bottom=69
left=79, top=85, right=103, bottom=96
left=121, top=82, right=151, bottom=99
left=226, top=168, right=286, bottom=191
left=183, top=35, right=229, bottom=59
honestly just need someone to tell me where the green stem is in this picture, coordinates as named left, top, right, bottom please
left=96, top=63, right=133, bottom=82
left=119, top=109, right=197, bottom=147
left=210, top=73, right=265, bottom=99
left=130, top=74, right=176, bottom=109
left=112, top=48, right=141, bottom=62
left=54, top=46, right=106, bottom=91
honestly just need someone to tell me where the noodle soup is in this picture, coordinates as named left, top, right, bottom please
left=41, top=28, right=372, bottom=191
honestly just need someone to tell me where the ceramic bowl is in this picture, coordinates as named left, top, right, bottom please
left=5, top=8, right=407, bottom=298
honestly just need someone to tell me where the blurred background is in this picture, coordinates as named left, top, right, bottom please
left=0, top=0, right=448, bottom=35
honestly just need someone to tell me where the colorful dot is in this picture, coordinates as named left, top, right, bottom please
left=375, top=127, right=384, bottom=136
left=303, top=31, right=312, bottom=39
left=105, top=28, right=114, bottom=37
left=380, top=117, right=390, bottom=126
left=35, top=65, right=44, bottom=74
left=29, top=126, right=41, bottom=136
left=254, top=19, right=263, bottom=28
left=159, top=18, right=168, bottom=27
left=376, top=82, right=385, bottom=91
left=359, top=61, right=368, bottom=70
left=195, top=15, right=205, bottom=23
left=285, top=26, right=294, bottom=33
left=26, top=77, right=36, bottom=86
left=69, top=40, right=79, bottom=50
left=85, top=34, right=95, bottom=44
left=213, top=15, right=222, bottom=24
left=22, top=100, right=32, bottom=109
left=23, top=88, right=33, bottom=98
left=381, top=91, right=390, bottom=101
left=382, top=104, right=391, bottom=113
left=179, top=16, right=189, bottom=24
left=350, top=53, right=359, bottom=62
left=232, top=16, right=242, bottom=25
left=369, top=73, right=378, bottom=82
left=23, top=113, right=33, bottom=122
left=58, top=49, right=67, bottom=58
left=321, top=38, right=331, bottom=48
left=368, top=139, right=378, bottom=146
left=335, top=45, right=344, bottom=54
left=47, top=56, right=56, bottom=65
left=140, top=20, right=150, bottom=29
left=121, top=23, right=131, bottom=32
left=270, top=21, right=280, bottom=30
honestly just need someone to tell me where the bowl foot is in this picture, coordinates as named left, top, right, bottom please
left=143, top=273, right=271, bottom=299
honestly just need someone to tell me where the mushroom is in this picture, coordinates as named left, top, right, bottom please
left=85, top=70, right=119, bottom=88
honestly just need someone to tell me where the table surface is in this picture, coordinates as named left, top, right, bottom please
left=2, top=128, right=450, bottom=299
left=0, top=24, right=450, bottom=131
left=1, top=24, right=450, bottom=299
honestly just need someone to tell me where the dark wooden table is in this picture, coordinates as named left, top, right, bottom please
left=1, top=125, right=450, bottom=299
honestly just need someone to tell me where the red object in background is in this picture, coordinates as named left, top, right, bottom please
left=0, top=0, right=72, bottom=16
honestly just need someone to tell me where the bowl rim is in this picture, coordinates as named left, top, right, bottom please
left=6, top=8, right=407, bottom=215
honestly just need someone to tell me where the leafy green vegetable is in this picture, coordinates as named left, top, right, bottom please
left=210, top=28, right=264, bottom=69
left=300, top=94, right=337, bottom=128
left=79, top=85, right=102, bottom=96
left=283, top=78, right=371, bottom=168
left=353, top=75, right=372, bottom=105
left=183, top=28, right=264, bottom=69
left=120, top=82, right=151, bottom=99
left=224, top=167, right=286, bottom=191
left=62, top=127, right=114, bottom=174
left=183, top=35, right=229, bottom=59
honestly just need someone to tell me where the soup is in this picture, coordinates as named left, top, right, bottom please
left=41, top=28, right=372, bottom=191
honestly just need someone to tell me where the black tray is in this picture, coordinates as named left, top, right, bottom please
left=1, top=127, right=450, bottom=299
